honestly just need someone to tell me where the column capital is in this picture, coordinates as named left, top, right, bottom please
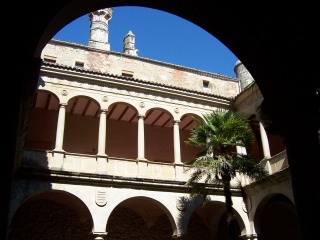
left=138, top=114, right=145, bottom=119
left=173, top=120, right=180, bottom=124
left=100, top=109, right=108, bottom=113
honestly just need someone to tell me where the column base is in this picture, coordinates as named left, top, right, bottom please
left=92, top=232, right=107, bottom=240
left=96, top=155, right=108, bottom=174
left=240, top=234, right=259, bottom=240
left=51, top=150, right=65, bottom=169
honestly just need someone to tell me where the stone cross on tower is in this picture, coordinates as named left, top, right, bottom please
left=88, top=8, right=113, bottom=51
left=123, top=31, right=138, bottom=56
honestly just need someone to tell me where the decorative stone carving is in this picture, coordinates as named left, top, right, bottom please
left=61, top=90, right=68, bottom=96
left=95, top=190, right=107, bottom=206
left=140, top=102, right=145, bottom=108
left=102, top=96, right=108, bottom=102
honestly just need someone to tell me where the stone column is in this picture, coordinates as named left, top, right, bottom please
left=96, top=109, right=108, bottom=174
left=52, top=103, right=67, bottom=169
left=173, top=120, right=181, bottom=163
left=259, top=121, right=271, bottom=159
left=54, top=103, right=67, bottom=152
left=97, top=109, right=107, bottom=156
left=137, top=114, right=145, bottom=160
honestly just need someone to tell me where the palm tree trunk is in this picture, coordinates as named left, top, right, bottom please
left=223, top=179, right=239, bottom=240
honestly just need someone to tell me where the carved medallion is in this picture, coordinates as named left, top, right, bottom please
left=95, top=190, right=107, bottom=207
left=61, top=90, right=68, bottom=96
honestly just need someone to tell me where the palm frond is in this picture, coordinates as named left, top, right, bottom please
left=232, top=154, right=268, bottom=180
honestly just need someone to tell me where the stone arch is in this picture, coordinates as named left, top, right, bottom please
left=254, top=193, right=300, bottom=240
left=144, top=107, right=174, bottom=162
left=106, top=196, right=177, bottom=238
left=248, top=114, right=286, bottom=163
left=8, top=190, right=94, bottom=240
left=179, top=113, right=204, bottom=163
left=247, top=114, right=264, bottom=163
left=25, top=90, right=60, bottom=150
left=63, top=95, right=101, bottom=154
left=176, top=196, right=245, bottom=239
left=105, top=101, right=139, bottom=159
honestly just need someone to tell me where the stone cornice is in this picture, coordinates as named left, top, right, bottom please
left=40, top=62, right=234, bottom=109
left=15, top=167, right=243, bottom=196
left=243, top=167, right=291, bottom=195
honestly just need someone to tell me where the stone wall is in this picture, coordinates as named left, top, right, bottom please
left=42, top=40, right=239, bottom=98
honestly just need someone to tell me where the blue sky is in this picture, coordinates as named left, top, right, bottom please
left=54, top=6, right=238, bottom=77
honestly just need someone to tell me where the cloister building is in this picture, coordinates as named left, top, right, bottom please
left=8, top=8, right=300, bottom=240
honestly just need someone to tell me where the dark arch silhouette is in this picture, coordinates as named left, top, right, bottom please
left=8, top=190, right=94, bottom=240
left=107, top=196, right=176, bottom=238
left=254, top=194, right=300, bottom=240
left=3, top=2, right=319, bottom=240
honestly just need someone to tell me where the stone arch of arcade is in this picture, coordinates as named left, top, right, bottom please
left=253, top=193, right=300, bottom=240
left=26, top=90, right=205, bottom=163
left=247, top=114, right=286, bottom=164
left=25, top=90, right=60, bottom=151
left=176, top=196, right=245, bottom=240
left=179, top=113, right=204, bottom=163
left=8, top=190, right=94, bottom=240
left=105, top=196, right=178, bottom=238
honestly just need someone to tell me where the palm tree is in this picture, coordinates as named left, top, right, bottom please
left=185, top=109, right=268, bottom=240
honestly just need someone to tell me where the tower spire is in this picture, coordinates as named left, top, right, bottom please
left=123, top=30, right=138, bottom=56
left=88, top=8, right=113, bottom=51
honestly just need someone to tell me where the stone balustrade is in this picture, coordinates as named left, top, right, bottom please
left=22, top=149, right=288, bottom=185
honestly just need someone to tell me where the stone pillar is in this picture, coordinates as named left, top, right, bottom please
left=137, top=114, right=145, bottom=160
left=54, top=103, right=66, bottom=152
left=96, top=110, right=108, bottom=174
left=173, top=120, right=181, bottom=163
left=259, top=121, right=271, bottom=159
left=97, top=109, right=107, bottom=156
